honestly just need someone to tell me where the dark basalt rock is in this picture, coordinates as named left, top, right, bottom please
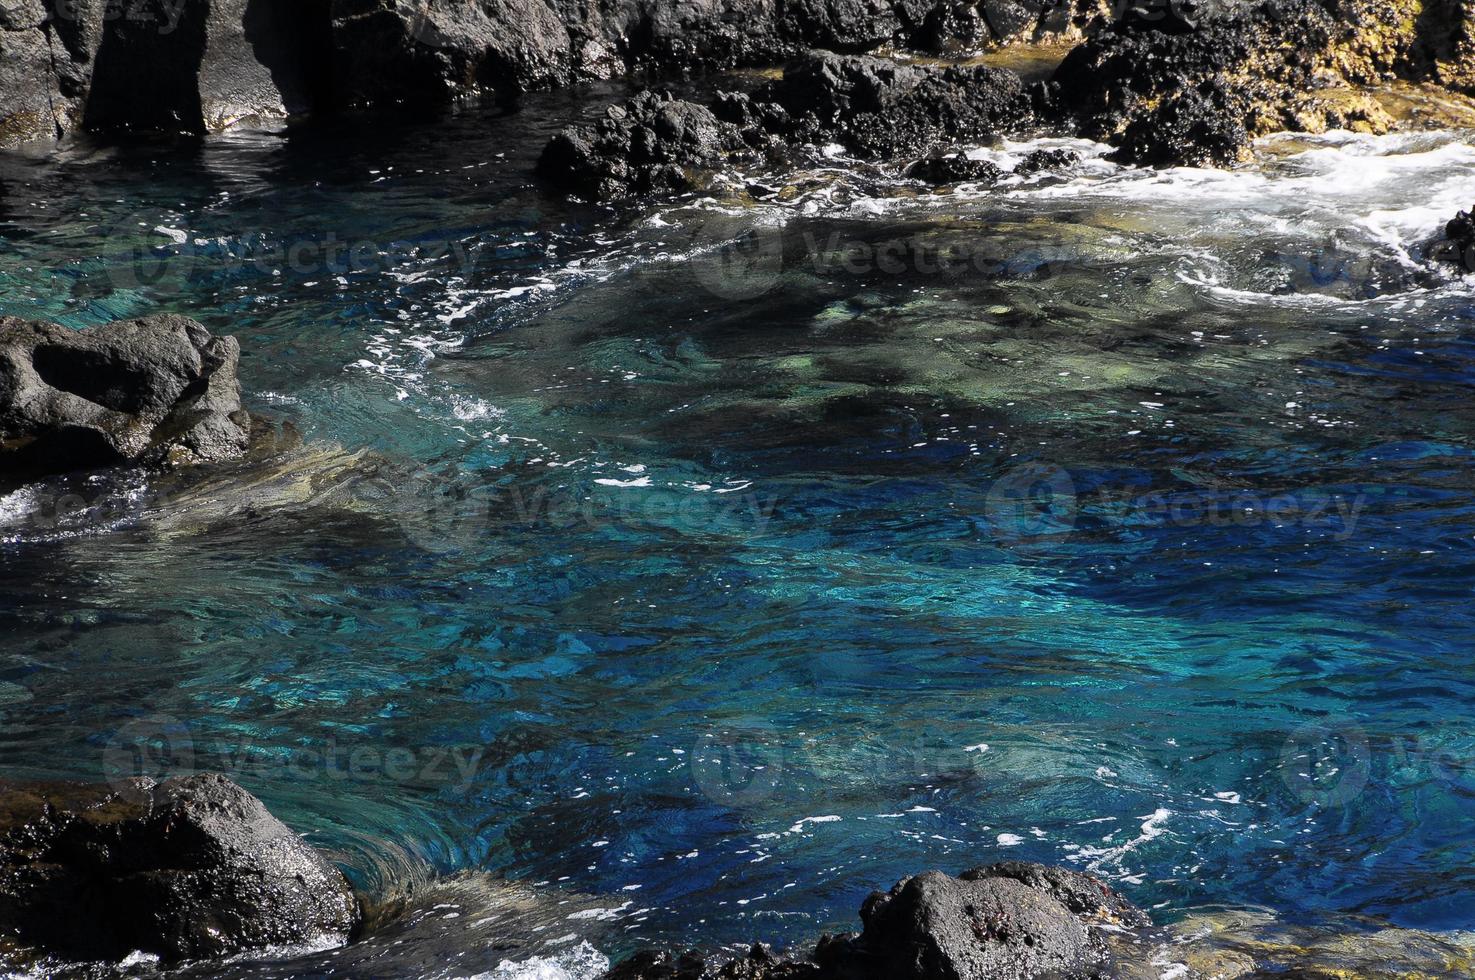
left=601, top=863, right=1146, bottom=980
left=837, top=869, right=1109, bottom=979
left=1433, top=205, right=1475, bottom=271
left=538, top=90, right=749, bottom=200
left=773, top=51, right=1034, bottom=158
left=0, top=774, right=359, bottom=963
left=1045, top=0, right=1469, bottom=168
left=540, top=50, right=1034, bottom=199
left=961, top=861, right=1152, bottom=929
left=1112, top=79, right=1252, bottom=168
left=1012, top=147, right=1081, bottom=176
left=907, top=152, right=1006, bottom=185
left=0, top=314, right=251, bottom=484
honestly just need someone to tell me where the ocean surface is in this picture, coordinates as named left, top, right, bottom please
left=1, top=81, right=1474, bottom=978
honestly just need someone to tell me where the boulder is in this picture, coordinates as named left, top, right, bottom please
left=0, top=773, right=359, bottom=962
left=0, top=314, right=251, bottom=483
left=1011, top=147, right=1081, bottom=176
left=330, top=0, right=573, bottom=107
left=834, top=868, right=1112, bottom=979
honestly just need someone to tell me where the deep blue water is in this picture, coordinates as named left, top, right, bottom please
left=2, top=90, right=1475, bottom=975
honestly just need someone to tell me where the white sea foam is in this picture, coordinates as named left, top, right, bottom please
left=466, top=940, right=610, bottom=980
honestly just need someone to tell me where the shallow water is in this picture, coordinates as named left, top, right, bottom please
left=1, top=86, right=1474, bottom=978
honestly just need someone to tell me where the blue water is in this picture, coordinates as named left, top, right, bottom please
left=2, top=93, right=1475, bottom=973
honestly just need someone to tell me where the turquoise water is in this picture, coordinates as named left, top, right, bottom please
left=2, top=92, right=1475, bottom=975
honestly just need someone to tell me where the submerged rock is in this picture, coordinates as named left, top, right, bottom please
left=0, top=774, right=359, bottom=963
left=0, top=314, right=250, bottom=484
left=601, top=862, right=1146, bottom=980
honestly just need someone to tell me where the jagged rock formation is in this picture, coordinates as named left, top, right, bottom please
left=0, top=314, right=251, bottom=483
left=0, top=0, right=1107, bottom=148
left=1049, top=0, right=1471, bottom=167
left=539, top=50, right=1035, bottom=198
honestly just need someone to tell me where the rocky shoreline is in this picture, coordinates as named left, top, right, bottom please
left=6, top=774, right=1475, bottom=978
left=2, top=4, right=1474, bottom=979
left=4, top=1, right=1472, bottom=179
left=0, top=773, right=1164, bottom=979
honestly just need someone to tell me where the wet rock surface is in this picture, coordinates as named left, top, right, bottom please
left=0, top=314, right=250, bottom=485
left=0, top=774, right=359, bottom=963
left=907, top=152, right=1006, bottom=185
left=600, top=862, right=1146, bottom=980
left=1434, top=204, right=1475, bottom=271
left=1, top=0, right=1106, bottom=147
left=538, top=90, right=748, bottom=200
left=540, top=50, right=1034, bottom=199
left=1049, top=0, right=1475, bottom=167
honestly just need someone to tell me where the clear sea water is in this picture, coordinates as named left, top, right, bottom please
left=1, top=84, right=1474, bottom=977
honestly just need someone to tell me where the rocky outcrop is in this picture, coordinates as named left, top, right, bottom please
left=1048, top=0, right=1473, bottom=167
left=538, top=90, right=749, bottom=200
left=539, top=50, right=1034, bottom=199
left=0, top=314, right=250, bottom=484
left=0, top=774, right=359, bottom=963
left=331, top=0, right=1112, bottom=108
left=2, top=0, right=1115, bottom=148
left=600, top=862, right=1147, bottom=980
left=907, top=146, right=1080, bottom=184
left=1433, top=204, right=1475, bottom=271
left=1, top=0, right=330, bottom=143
